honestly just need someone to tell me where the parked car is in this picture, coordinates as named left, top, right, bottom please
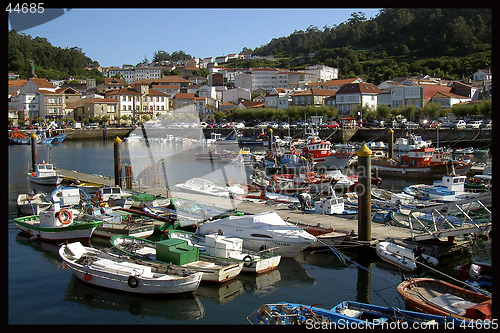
left=404, top=121, right=419, bottom=129
left=466, top=120, right=483, bottom=129
left=278, top=122, right=290, bottom=129
left=322, top=121, right=340, bottom=129
left=234, top=122, right=245, bottom=129
left=450, top=120, right=467, bottom=129
left=429, top=120, right=442, bottom=129
left=481, top=120, right=492, bottom=129
left=362, top=120, right=379, bottom=128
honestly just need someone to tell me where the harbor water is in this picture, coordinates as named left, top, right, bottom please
left=8, top=140, right=492, bottom=325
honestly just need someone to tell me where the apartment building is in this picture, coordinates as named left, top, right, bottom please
left=106, top=66, right=163, bottom=84
left=302, top=64, right=338, bottom=82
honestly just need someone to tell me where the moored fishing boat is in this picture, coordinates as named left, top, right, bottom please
left=87, top=206, right=155, bottom=239
left=59, top=241, right=203, bottom=294
left=167, top=230, right=281, bottom=274
left=248, top=300, right=476, bottom=326
left=301, top=127, right=355, bottom=170
left=110, top=235, right=243, bottom=283
left=371, top=147, right=473, bottom=179
left=28, top=162, right=63, bottom=185
left=174, top=177, right=245, bottom=198
left=397, top=278, right=492, bottom=320
left=14, top=206, right=103, bottom=243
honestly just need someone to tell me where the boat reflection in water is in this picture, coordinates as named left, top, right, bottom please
left=64, top=276, right=205, bottom=321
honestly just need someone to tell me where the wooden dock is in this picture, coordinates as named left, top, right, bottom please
left=57, top=168, right=416, bottom=243
left=57, top=168, right=487, bottom=256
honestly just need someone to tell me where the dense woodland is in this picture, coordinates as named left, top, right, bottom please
left=8, top=30, right=104, bottom=81
left=236, top=8, right=491, bottom=83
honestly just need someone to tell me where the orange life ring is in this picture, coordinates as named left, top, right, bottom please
left=58, top=209, right=73, bottom=225
left=306, top=172, right=316, bottom=182
left=289, top=145, right=296, bottom=153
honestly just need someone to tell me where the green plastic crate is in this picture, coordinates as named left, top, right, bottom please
left=156, top=239, right=199, bottom=265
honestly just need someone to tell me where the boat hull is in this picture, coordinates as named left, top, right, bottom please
left=59, top=245, right=202, bottom=294
left=28, top=174, right=63, bottom=185
left=397, top=278, right=492, bottom=320
left=15, top=223, right=97, bottom=243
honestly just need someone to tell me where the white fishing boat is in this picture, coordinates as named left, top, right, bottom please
left=195, top=211, right=317, bottom=257
left=59, top=242, right=203, bottom=294
left=325, top=169, right=355, bottom=190
left=175, top=177, right=245, bottom=198
left=16, top=192, right=52, bottom=215
left=111, top=235, right=243, bottom=283
left=313, top=192, right=358, bottom=217
left=168, top=230, right=281, bottom=274
left=393, top=133, right=432, bottom=151
left=375, top=241, right=438, bottom=271
left=124, top=133, right=143, bottom=142
left=13, top=205, right=103, bottom=243
left=92, top=186, right=133, bottom=209
left=28, top=162, right=63, bottom=185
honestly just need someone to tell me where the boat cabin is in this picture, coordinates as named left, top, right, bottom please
left=401, top=147, right=435, bottom=166
left=33, top=162, right=58, bottom=177
left=433, top=175, right=466, bottom=193
left=99, top=186, right=127, bottom=201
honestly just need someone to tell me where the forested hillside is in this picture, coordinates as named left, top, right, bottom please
left=244, top=8, right=491, bottom=83
left=8, top=30, right=104, bottom=81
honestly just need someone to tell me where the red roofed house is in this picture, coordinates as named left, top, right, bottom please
left=82, top=98, right=119, bottom=121
left=430, top=91, right=471, bottom=108
left=173, top=93, right=196, bottom=110
left=14, top=78, right=66, bottom=121
left=106, top=83, right=170, bottom=122
left=335, top=82, right=382, bottom=115
left=291, top=88, right=336, bottom=107
left=390, top=84, right=451, bottom=109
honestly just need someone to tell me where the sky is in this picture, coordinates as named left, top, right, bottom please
left=10, top=8, right=382, bottom=68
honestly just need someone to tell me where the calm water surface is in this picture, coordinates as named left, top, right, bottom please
left=8, top=141, right=492, bottom=325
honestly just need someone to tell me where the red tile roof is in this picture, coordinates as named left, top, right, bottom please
left=30, top=78, right=55, bottom=89
left=337, top=82, right=382, bottom=94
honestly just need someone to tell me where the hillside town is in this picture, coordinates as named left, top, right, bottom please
left=7, top=54, right=492, bottom=128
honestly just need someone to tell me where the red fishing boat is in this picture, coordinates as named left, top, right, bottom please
left=372, top=147, right=473, bottom=179
left=301, top=127, right=355, bottom=169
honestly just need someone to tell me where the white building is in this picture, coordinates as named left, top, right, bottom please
left=222, top=87, right=251, bottom=105
left=303, top=64, right=338, bottom=82
left=335, top=82, right=382, bottom=115
left=472, top=69, right=492, bottom=81
left=265, top=88, right=293, bottom=109
left=107, top=66, right=163, bottom=84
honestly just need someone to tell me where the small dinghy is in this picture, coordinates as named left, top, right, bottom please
left=397, top=278, right=492, bottom=320
left=60, top=242, right=202, bottom=294
left=17, top=192, right=52, bottom=215
left=375, top=241, right=438, bottom=271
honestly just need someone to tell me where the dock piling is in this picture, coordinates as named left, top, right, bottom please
left=387, top=128, right=394, bottom=159
left=356, top=144, right=373, bottom=242
left=30, top=133, right=37, bottom=171
left=114, top=136, right=122, bottom=187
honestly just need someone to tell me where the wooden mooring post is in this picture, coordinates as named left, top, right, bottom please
left=114, top=136, right=122, bottom=187
left=356, top=144, right=373, bottom=242
left=30, top=133, right=37, bottom=171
